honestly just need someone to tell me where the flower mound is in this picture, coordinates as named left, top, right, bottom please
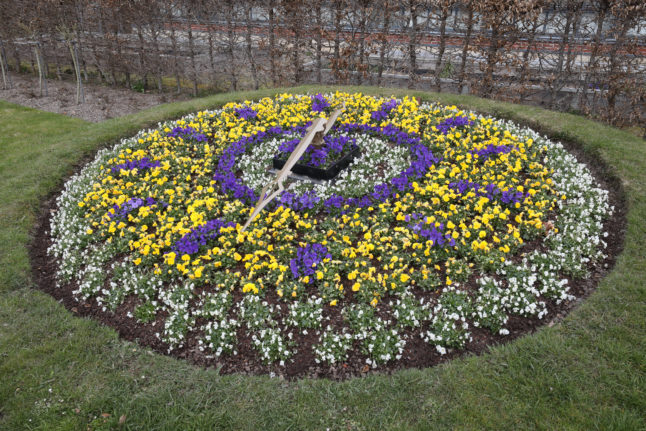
left=49, top=92, right=613, bottom=375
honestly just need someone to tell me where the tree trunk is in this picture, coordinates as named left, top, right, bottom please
left=407, top=0, right=419, bottom=89
left=245, top=3, right=259, bottom=90
left=315, top=2, right=323, bottom=84
left=378, top=0, right=391, bottom=86
left=268, top=0, right=278, bottom=85
left=288, top=4, right=303, bottom=83
left=137, top=26, right=148, bottom=91
left=434, top=8, right=449, bottom=92
left=483, top=26, right=500, bottom=97
left=168, top=12, right=182, bottom=93
left=187, top=17, right=199, bottom=96
left=518, top=17, right=540, bottom=103
left=457, top=4, right=474, bottom=93
left=12, top=41, right=21, bottom=73
left=579, top=1, right=608, bottom=111
left=52, top=39, right=62, bottom=81
left=0, top=40, right=11, bottom=89
left=226, top=3, right=238, bottom=91
left=74, top=0, right=89, bottom=81
left=605, top=20, right=630, bottom=121
left=150, top=25, right=163, bottom=92
left=356, top=6, right=368, bottom=85
left=549, top=9, right=573, bottom=108
left=334, top=1, right=342, bottom=69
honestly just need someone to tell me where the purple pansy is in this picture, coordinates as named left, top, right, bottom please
left=109, top=197, right=164, bottom=219
left=167, top=126, right=208, bottom=142
left=289, top=243, right=331, bottom=282
left=436, top=116, right=473, bottom=135
left=449, top=180, right=525, bottom=205
left=407, top=214, right=456, bottom=247
left=111, top=157, right=161, bottom=174
left=235, top=106, right=258, bottom=120
left=311, top=94, right=331, bottom=113
left=371, top=99, right=399, bottom=122
left=470, top=144, right=515, bottom=160
left=172, top=218, right=237, bottom=255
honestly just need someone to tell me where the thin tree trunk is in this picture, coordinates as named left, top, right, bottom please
left=52, top=39, right=63, bottom=80
left=245, top=3, right=259, bottom=90
left=457, top=4, right=474, bottom=93
left=37, top=36, right=50, bottom=79
left=268, top=0, right=278, bottom=85
left=434, top=8, right=449, bottom=92
left=150, top=26, right=163, bottom=92
left=69, top=41, right=84, bottom=103
left=334, top=1, right=342, bottom=70
left=226, top=3, right=238, bottom=91
left=315, top=2, right=323, bottom=84
left=74, top=43, right=84, bottom=103
left=407, top=0, right=419, bottom=89
left=74, top=1, right=89, bottom=81
left=483, top=27, right=500, bottom=97
left=356, top=7, right=368, bottom=85
left=187, top=17, right=199, bottom=96
left=579, top=2, right=608, bottom=111
left=34, top=43, right=48, bottom=96
left=519, top=18, right=540, bottom=103
left=168, top=15, right=181, bottom=93
left=11, top=41, right=20, bottom=73
left=0, top=41, right=10, bottom=90
left=137, top=26, right=148, bottom=91
left=378, top=0, right=390, bottom=86
left=549, top=10, right=573, bottom=107
left=290, top=5, right=302, bottom=84
left=207, top=25, right=217, bottom=87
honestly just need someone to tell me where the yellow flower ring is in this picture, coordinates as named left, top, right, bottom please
left=49, top=92, right=612, bottom=374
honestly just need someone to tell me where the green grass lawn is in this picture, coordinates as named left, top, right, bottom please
left=1, top=86, right=644, bottom=430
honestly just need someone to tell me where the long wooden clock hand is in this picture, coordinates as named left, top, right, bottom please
left=241, top=105, right=345, bottom=231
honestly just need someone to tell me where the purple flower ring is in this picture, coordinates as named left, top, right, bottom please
left=212, top=119, right=441, bottom=213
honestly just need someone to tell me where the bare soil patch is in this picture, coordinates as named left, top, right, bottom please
left=0, top=72, right=187, bottom=122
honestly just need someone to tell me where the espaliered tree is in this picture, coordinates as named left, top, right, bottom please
left=474, top=0, right=541, bottom=98
left=376, top=0, right=395, bottom=86
left=0, top=0, right=644, bottom=128
left=403, top=0, right=423, bottom=89
left=544, top=0, right=585, bottom=109
left=514, top=0, right=550, bottom=103
left=602, top=0, right=645, bottom=124
left=281, top=0, right=307, bottom=84
left=431, top=0, right=458, bottom=92
left=456, top=1, right=476, bottom=94
left=578, top=0, right=611, bottom=117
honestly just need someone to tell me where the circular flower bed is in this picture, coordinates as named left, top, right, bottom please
left=48, top=92, right=613, bottom=375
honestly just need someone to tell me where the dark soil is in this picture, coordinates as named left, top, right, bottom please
left=28, top=120, right=627, bottom=381
left=0, top=72, right=187, bottom=122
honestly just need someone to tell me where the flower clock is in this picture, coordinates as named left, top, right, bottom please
left=48, top=92, right=613, bottom=376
